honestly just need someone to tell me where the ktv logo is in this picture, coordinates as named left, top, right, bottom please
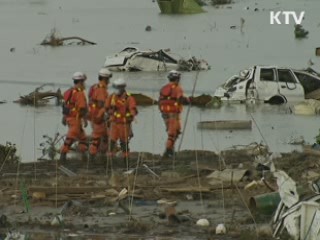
left=270, top=11, right=305, bottom=25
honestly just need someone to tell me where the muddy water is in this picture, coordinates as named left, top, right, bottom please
left=0, top=0, right=320, bottom=161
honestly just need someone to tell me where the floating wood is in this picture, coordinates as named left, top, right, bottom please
left=197, top=120, right=252, bottom=130
left=131, top=93, right=157, bottom=106
left=190, top=94, right=212, bottom=106
left=316, top=47, right=320, bottom=57
left=14, top=86, right=62, bottom=106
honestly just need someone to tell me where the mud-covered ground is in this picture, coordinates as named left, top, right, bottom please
left=1, top=145, right=319, bottom=239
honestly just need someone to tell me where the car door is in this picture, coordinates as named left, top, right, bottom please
left=255, top=67, right=279, bottom=101
left=277, top=69, right=304, bottom=102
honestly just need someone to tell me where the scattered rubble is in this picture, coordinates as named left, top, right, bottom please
left=1, top=143, right=320, bottom=239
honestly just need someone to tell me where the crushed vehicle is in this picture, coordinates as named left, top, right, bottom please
left=214, top=66, right=320, bottom=104
left=103, top=47, right=210, bottom=72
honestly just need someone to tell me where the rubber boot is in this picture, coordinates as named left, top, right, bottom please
left=81, top=152, right=88, bottom=162
left=163, top=148, right=174, bottom=159
left=89, top=153, right=96, bottom=162
left=123, top=154, right=130, bottom=168
left=60, top=153, right=67, bottom=163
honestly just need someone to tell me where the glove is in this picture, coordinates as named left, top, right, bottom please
left=179, top=96, right=190, bottom=105
left=61, top=116, right=67, bottom=126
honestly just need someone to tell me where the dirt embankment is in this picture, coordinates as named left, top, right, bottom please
left=0, top=145, right=318, bottom=239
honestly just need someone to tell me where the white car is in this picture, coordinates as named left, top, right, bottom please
left=104, top=47, right=210, bottom=72
left=214, top=66, right=320, bottom=104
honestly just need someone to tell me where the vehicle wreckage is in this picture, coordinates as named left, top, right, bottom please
left=103, top=47, right=210, bottom=72
left=214, top=66, right=320, bottom=104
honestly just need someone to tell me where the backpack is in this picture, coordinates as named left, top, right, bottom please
left=62, top=88, right=75, bottom=115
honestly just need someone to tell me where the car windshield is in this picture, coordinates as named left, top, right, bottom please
left=223, top=69, right=251, bottom=88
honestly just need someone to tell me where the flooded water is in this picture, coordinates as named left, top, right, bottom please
left=0, top=0, right=320, bottom=161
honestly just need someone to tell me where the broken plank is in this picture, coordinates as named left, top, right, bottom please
left=29, top=187, right=107, bottom=195
left=160, top=187, right=211, bottom=193
left=197, top=120, right=252, bottom=130
left=59, top=165, right=77, bottom=177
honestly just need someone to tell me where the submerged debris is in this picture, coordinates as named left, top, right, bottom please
left=157, top=0, right=204, bottom=14
left=14, top=84, right=62, bottom=106
left=177, top=56, right=210, bottom=71
left=145, top=25, right=152, bottom=32
left=104, top=47, right=210, bottom=72
left=211, top=0, right=232, bottom=6
left=294, top=24, right=309, bottom=39
left=41, top=28, right=96, bottom=46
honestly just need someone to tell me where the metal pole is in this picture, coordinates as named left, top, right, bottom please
left=177, top=70, right=200, bottom=152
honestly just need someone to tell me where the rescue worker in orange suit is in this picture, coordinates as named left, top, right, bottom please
left=159, top=70, right=190, bottom=158
left=88, top=68, right=112, bottom=161
left=60, top=72, right=88, bottom=162
left=105, top=78, right=138, bottom=162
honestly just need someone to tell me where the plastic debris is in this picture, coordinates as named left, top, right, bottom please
left=196, top=218, right=210, bottom=227
left=215, top=223, right=226, bottom=234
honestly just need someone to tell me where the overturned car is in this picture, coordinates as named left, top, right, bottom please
left=214, top=66, right=320, bottom=104
left=103, top=47, right=210, bottom=72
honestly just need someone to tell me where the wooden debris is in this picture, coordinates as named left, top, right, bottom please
left=59, top=165, right=77, bottom=177
left=197, top=120, right=252, bottom=130
left=190, top=94, right=212, bottom=106
left=41, top=28, right=96, bottom=46
left=28, top=187, right=108, bottom=195
left=160, top=186, right=211, bottom=193
left=14, top=85, right=62, bottom=106
left=131, top=93, right=157, bottom=105
left=316, top=47, right=320, bottom=57
left=303, top=145, right=320, bottom=157
left=32, top=192, right=46, bottom=201
left=207, top=169, right=251, bottom=183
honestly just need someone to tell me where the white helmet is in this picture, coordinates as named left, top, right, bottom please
left=72, top=72, right=87, bottom=81
left=113, top=78, right=126, bottom=88
left=167, top=70, right=181, bottom=81
left=99, top=68, right=112, bottom=78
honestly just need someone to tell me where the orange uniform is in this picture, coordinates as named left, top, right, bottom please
left=105, top=92, right=137, bottom=158
left=159, top=82, right=188, bottom=152
left=61, top=87, right=88, bottom=154
left=88, top=83, right=109, bottom=156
